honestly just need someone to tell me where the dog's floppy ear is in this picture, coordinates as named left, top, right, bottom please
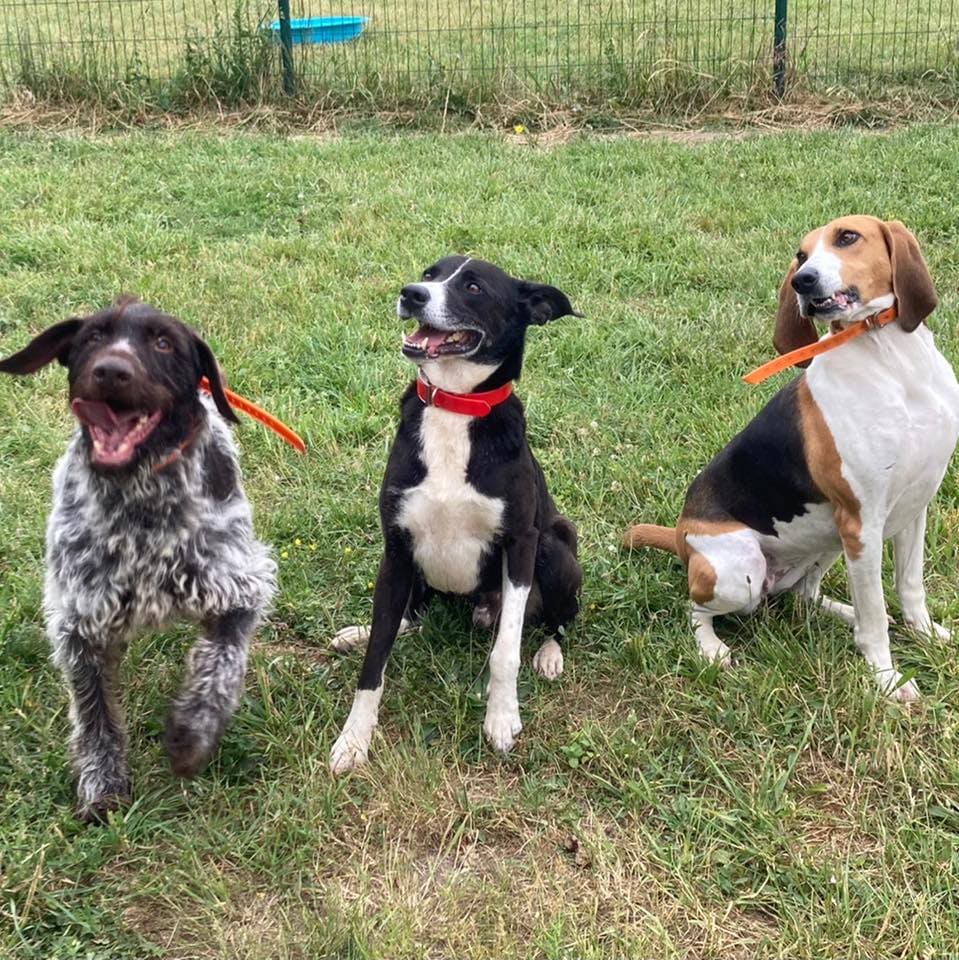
left=518, top=281, right=583, bottom=326
left=0, top=318, right=84, bottom=375
left=192, top=332, right=239, bottom=424
left=773, top=260, right=818, bottom=365
left=880, top=220, right=937, bottom=332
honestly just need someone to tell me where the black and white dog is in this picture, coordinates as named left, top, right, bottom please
left=0, top=297, right=275, bottom=820
left=330, top=257, right=583, bottom=773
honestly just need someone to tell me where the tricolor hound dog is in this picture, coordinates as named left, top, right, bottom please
left=625, top=217, right=959, bottom=700
left=329, top=256, right=583, bottom=773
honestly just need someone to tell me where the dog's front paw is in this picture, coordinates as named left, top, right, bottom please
left=931, top=622, right=952, bottom=642
left=331, top=625, right=370, bottom=652
left=483, top=705, right=523, bottom=753
left=165, top=714, right=221, bottom=778
left=74, top=757, right=131, bottom=823
left=329, top=728, right=372, bottom=775
left=877, top=669, right=921, bottom=703
left=698, top=638, right=733, bottom=669
left=76, top=791, right=130, bottom=824
left=903, top=612, right=951, bottom=642
left=532, top=639, right=564, bottom=680
left=75, top=770, right=131, bottom=824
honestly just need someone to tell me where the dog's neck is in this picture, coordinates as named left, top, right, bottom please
left=417, top=358, right=504, bottom=394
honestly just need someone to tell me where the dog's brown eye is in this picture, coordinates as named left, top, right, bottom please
left=155, top=336, right=172, bottom=353
left=422, top=270, right=434, bottom=280
left=466, top=282, right=481, bottom=294
left=836, top=230, right=860, bottom=247
left=795, top=250, right=807, bottom=265
left=89, top=328, right=104, bottom=343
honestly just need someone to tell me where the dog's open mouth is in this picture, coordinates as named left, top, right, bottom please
left=402, top=325, right=482, bottom=360
left=807, top=290, right=857, bottom=315
left=71, top=399, right=164, bottom=468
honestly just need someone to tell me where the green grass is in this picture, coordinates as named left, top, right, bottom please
left=1, top=124, right=959, bottom=958
left=1, top=1, right=958, bottom=116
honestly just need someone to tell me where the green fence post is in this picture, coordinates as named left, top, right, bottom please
left=277, top=0, right=296, bottom=95
left=773, top=0, right=788, bottom=98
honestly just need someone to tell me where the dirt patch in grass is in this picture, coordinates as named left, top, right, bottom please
left=311, top=762, right=780, bottom=958
left=254, top=638, right=330, bottom=668
left=791, top=753, right=883, bottom=860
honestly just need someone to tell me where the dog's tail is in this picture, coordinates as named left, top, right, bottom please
left=622, top=523, right=680, bottom=556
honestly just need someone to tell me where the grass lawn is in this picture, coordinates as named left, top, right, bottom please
left=1, top=124, right=959, bottom=959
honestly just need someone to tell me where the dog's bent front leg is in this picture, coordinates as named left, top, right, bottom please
left=484, top=530, right=537, bottom=752
left=165, top=608, right=259, bottom=777
left=330, top=541, right=415, bottom=775
left=845, top=535, right=919, bottom=701
left=894, top=511, right=950, bottom=641
left=52, top=623, right=130, bottom=821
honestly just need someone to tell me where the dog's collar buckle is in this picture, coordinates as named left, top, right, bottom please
left=415, top=372, right=513, bottom=417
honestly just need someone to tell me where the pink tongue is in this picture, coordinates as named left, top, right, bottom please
left=424, top=329, right=450, bottom=358
left=71, top=399, right=121, bottom=429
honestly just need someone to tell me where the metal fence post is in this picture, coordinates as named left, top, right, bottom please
left=772, top=0, right=788, bottom=98
left=277, top=0, right=296, bottom=95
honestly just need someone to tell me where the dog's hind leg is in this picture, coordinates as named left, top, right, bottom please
left=331, top=543, right=415, bottom=774
left=472, top=590, right=502, bottom=630
left=684, top=528, right=767, bottom=668
left=165, top=608, right=259, bottom=777
left=52, top=624, right=131, bottom=822
left=793, top=550, right=856, bottom=626
left=530, top=516, right=582, bottom=680
left=332, top=572, right=430, bottom=652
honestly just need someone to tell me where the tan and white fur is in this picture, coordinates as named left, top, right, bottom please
left=625, top=217, right=959, bottom=700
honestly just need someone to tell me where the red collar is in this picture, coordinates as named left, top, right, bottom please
left=416, top=372, right=513, bottom=417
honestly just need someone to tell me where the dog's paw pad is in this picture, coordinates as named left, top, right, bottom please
left=483, top=708, right=522, bottom=753
left=532, top=639, right=564, bottom=680
left=329, top=732, right=370, bottom=775
left=331, top=625, right=370, bottom=652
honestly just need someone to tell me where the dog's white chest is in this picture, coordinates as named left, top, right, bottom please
left=397, top=407, right=504, bottom=594
left=809, top=327, right=959, bottom=535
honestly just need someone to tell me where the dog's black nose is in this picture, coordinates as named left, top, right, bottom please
left=401, top=284, right=430, bottom=308
left=791, top=269, right=819, bottom=295
left=92, top=357, right=134, bottom=391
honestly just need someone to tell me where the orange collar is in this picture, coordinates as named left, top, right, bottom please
left=743, top=305, right=898, bottom=385
left=199, top=377, right=306, bottom=453
left=152, top=419, right=201, bottom=473
left=416, top=372, right=513, bottom=416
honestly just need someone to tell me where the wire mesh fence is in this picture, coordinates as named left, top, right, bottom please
left=0, top=0, right=957, bottom=113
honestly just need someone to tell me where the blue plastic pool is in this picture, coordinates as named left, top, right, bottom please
left=270, top=15, right=370, bottom=45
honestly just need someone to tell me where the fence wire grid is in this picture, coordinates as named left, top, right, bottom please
left=1, top=0, right=958, bottom=111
